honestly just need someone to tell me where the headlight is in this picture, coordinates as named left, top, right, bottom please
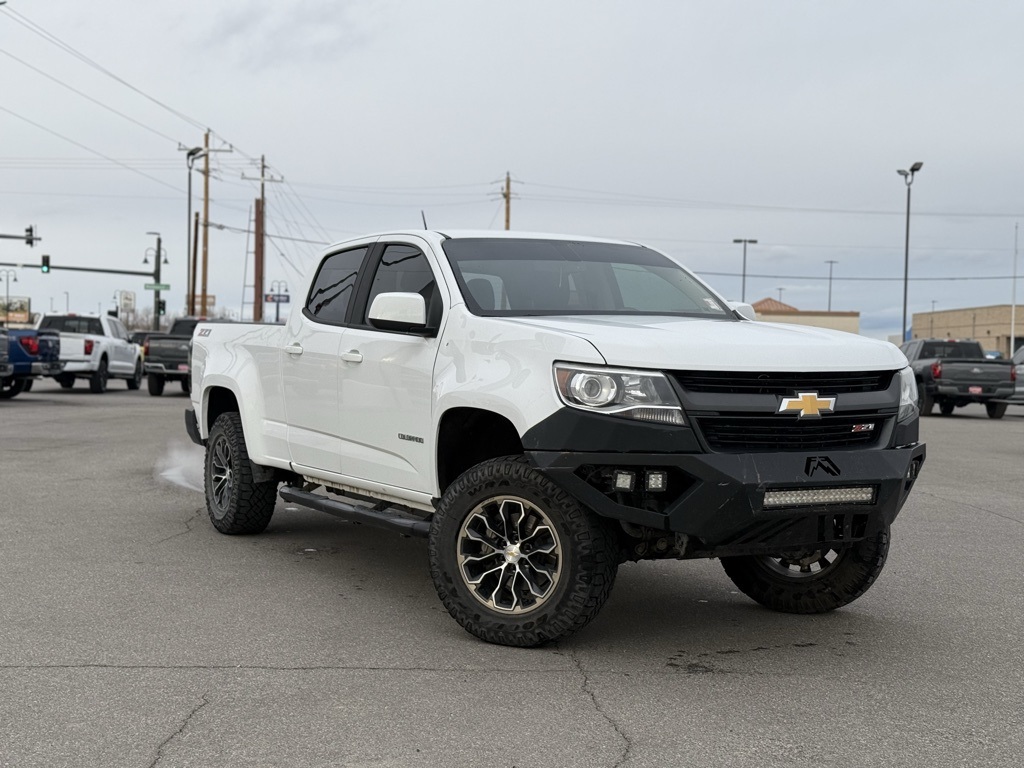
left=554, top=364, right=686, bottom=425
left=897, top=366, right=918, bottom=422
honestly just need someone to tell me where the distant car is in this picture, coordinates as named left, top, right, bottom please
left=984, top=350, right=1004, bottom=360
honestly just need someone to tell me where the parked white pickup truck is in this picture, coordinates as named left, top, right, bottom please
left=38, top=314, right=143, bottom=393
left=187, top=230, right=926, bottom=647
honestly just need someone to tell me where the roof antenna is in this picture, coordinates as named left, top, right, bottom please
left=421, top=210, right=428, bottom=229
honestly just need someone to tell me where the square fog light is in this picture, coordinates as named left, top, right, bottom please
left=645, top=471, right=667, bottom=492
left=613, top=470, right=635, bottom=491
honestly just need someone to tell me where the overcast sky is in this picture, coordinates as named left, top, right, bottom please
left=2, top=1, right=1023, bottom=339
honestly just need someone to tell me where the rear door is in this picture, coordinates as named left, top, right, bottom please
left=283, top=243, right=372, bottom=474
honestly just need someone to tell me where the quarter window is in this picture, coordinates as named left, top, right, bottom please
left=305, top=247, right=368, bottom=324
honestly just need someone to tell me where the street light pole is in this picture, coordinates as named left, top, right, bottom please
left=1011, top=223, right=1018, bottom=356
left=733, top=238, right=757, bottom=302
left=184, top=147, right=207, bottom=316
left=930, top=300, right=937, bottom=337
left=897, top=162, right=923, bottom=342
left=270, top=280, right=288, bottom=323
left=825, top=260, right=838, bottom=311
left=144, top=232, right=166, bottom=331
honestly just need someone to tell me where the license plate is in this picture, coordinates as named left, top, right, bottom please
left=969, top=386, right=983, bottom=394
left=178, top=364, right=190, bottom=372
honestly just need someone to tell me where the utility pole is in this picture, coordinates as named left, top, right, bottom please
left=825, top=260, right=838, bottom=311
left=242, top=155, right=281, bottom=322
left=503, top=171, right=511, bottom=230
left=201, top=130, right=211, bottom=316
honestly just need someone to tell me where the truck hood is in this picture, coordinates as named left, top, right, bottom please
left=504, top=316, right=908, bottom=372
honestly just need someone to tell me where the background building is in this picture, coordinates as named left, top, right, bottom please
left=751, top=297, right=860, bottom=334
left=911, top=305, right=1021, bottom=357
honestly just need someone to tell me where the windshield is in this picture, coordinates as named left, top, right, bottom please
left=441, top=238, right=732, bottom=318
left=39, top=316, right=103, bottom=335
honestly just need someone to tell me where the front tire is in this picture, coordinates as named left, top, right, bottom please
left=89, top=358, right=109, bottom=394
left=428, top=456, right=618, bottom=647
left=147, top=374, right=165, bottom=396
left=721, top=526, right=890, bottom=614
left=204, top=412, right=277, bottom=535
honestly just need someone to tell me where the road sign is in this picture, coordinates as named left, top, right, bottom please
left=191, top=294, right=216, bottom=308
left=264, top=293, right=290, bottom=303
left=144, top=283, right=170, bottom=291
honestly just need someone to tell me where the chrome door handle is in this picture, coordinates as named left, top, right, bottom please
left=340, top=350, right=363, bottom=363
left=284, top=343, right=303, bottom=356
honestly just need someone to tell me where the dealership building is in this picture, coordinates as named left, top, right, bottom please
left=910, top=305, right=1022, bottom=357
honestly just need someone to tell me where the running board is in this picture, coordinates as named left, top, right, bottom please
left=279, top=486, right=431, bottom=538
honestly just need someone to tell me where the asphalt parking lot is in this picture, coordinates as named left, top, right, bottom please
left=1, top=379, right=1022, bottom=768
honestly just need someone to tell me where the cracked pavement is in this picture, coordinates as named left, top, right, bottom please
left=1, top=379, right=1022, bottom=767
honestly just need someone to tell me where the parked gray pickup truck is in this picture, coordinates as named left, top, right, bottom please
left=901, top=338, right=1016, bottom=418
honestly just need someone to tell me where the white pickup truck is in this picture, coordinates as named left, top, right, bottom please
left=38, top=314, right=143, bottom=393
left=187, top=230, right=926, bottom=647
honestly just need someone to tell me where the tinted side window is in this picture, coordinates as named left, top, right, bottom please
left=364, top=244, right=437, bottom=324
left=305, top=247, right=368, bottom=325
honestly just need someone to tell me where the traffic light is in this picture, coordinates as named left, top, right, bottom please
left=41, top=254, right=50, bottom=273
left=158, top=299, right=166, bottom=316
left=25, top=226, right=35, bottom=247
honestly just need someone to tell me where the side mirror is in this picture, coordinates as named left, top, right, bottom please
left=727, top=301, right=757, bottom=321
left=368, top=292, right=428, bottom=332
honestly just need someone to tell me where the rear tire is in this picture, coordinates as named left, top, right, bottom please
left=939, top=401, right=955, bottom=416
left=56, top=373, right=75, bottom=389
left=89, top=358, right=109, bottom=394
left=721, top=526, right=890, bottom=614
left=204, top=412, right=277, bottom=535
left=986, top=401, right=1007, bottom=419
left=0, top=378, right=26, bottom=399
left=147, top=374, right=165, bottom=396
left=917, top=387, right=933, bottom=416
left=181, top=377, right=192, bottom=395
left=22, top=378, right=34, bottom=392
left=126, top=361, right=142, bottom=390
left=428, top=456, right=618, bottom=647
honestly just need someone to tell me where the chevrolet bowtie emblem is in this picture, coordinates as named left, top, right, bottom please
left=778, top=392, right=836, bottom=418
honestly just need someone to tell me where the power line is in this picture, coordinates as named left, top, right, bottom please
left=0, top=106, right=182, bottom=192
left=3, top=6, right=207, bottom=133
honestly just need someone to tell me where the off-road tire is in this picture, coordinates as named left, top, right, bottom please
left=126, top=361, right=143, bottom=390
left=204, top=412, right=277, bottom=535
left=56, top=373, right=75, bottom=389
left=89, top=357, right=109, bottom=394
left=721, top=526, right=890, bottom=614
left=986, top=402, right=1007, bottom=419
left=428, top=455, right=618, bottom=647
left=147, top=374, right=165, bottom=396
left=0, top=378, right=25, bottom=399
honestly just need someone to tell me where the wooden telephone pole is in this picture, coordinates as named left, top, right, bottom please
left=243, top=155, right=281, bottom=322
left=503, top=171, right=511, bottom=230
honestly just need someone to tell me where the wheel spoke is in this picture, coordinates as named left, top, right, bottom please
left=497, top=499, right=525, bottom=543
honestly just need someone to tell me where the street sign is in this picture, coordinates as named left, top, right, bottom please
left=264, top=293, right=290, bottom=303
left=191, top=295, right=216, bottom=308
left=144, top=283, right=170, bottom=291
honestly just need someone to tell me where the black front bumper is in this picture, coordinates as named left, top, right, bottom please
left=527, top=442, right=926, bottom=557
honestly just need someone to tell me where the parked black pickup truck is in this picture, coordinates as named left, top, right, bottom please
left=144, top=317, right=233, bottom=396
left=901, top=338, right=1016, bottom=419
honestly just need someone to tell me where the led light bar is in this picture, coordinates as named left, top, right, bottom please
left=763, top=486, right=875, bottom=508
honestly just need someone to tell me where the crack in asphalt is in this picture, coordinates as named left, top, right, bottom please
left=915, top=490, right=1023, bottom=527
left=569, top=652, right=633, bottom=768
left=148, top=693, right=209, bottom=768
left=152, top=507, right=205, bottom=545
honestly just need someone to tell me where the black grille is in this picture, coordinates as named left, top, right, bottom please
left=673, top=370, right=894, bottom=395
left=697, top=414, right=884, bottom=452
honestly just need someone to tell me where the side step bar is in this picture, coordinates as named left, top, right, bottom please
left=279, top=486, right=431, bottom=538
